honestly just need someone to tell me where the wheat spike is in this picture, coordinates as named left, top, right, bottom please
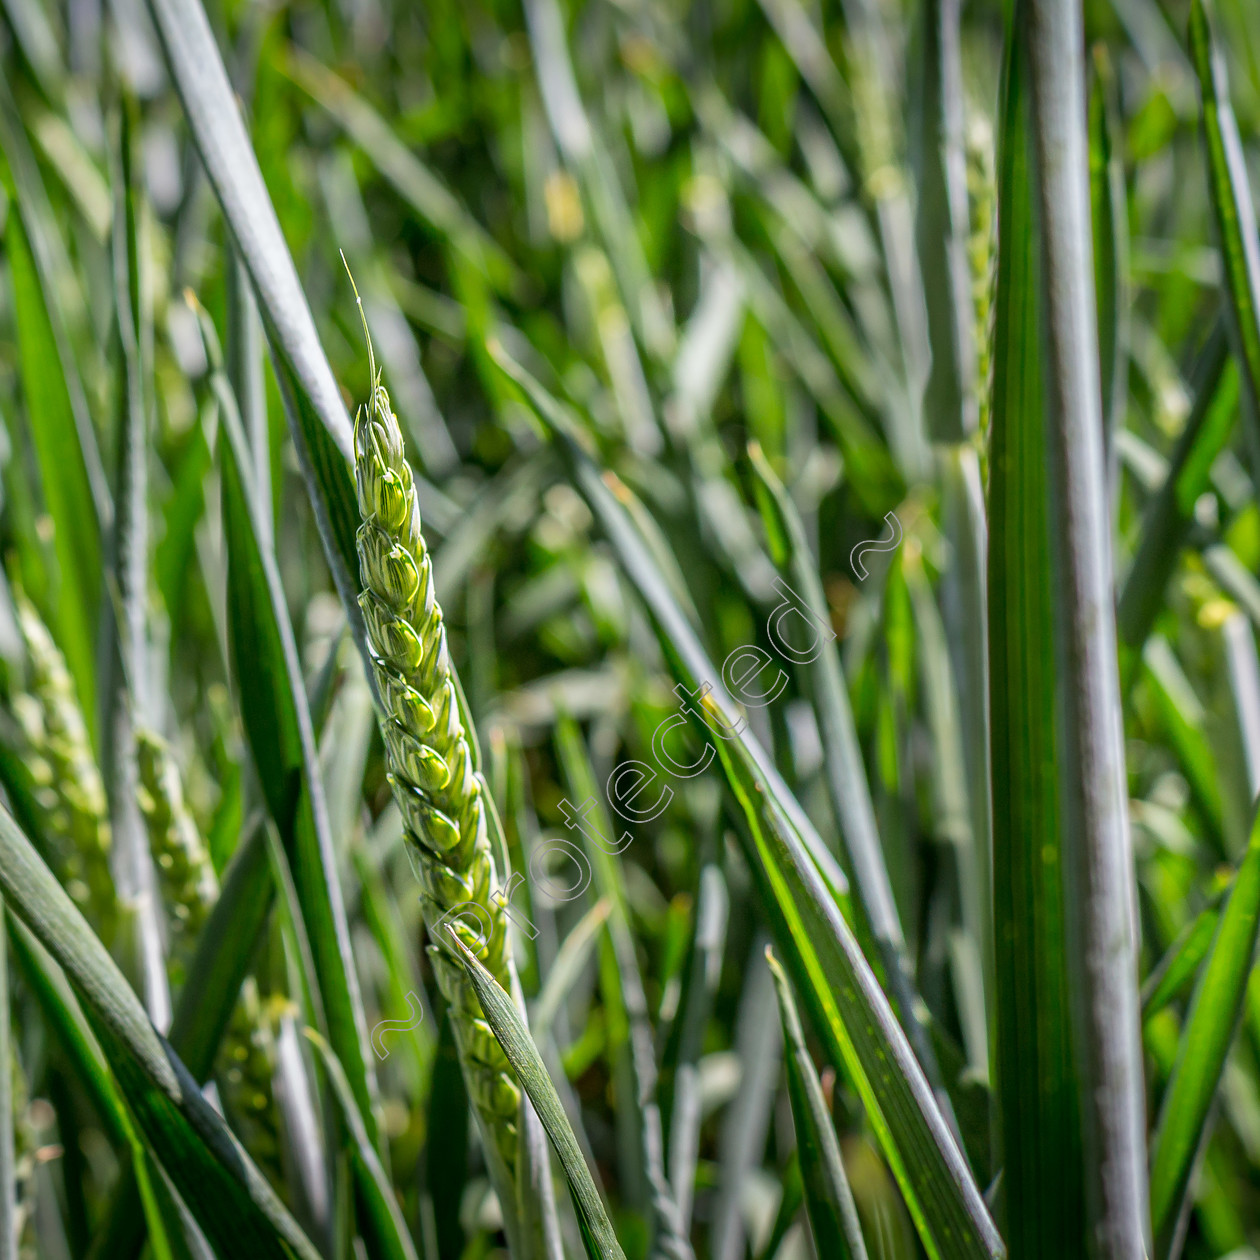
left=347, top=272, right=521, bottom=1168
left=135, top=729, right=219, bottom=974
left=12, top=595, right=114, bottom=941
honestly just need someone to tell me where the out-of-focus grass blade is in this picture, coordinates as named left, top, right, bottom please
left=723, top=239, right=902, bottom=513
left=1210, top=609, right=1260, bottom=855
left=532, top=898, right=611, bottom=1042
left=304, top=1030, right=420, bottom=1260
left=226, top=247, right=274, bottom=536
left=488, top=349, right=1000, bottom=1258
left=1149, top=801, right=1260, bottom=1256
left=1189, top=0, right=1260, bottom=480
left=661, top=863, right=727, bottom=1233
left=1025, top=0, right=1149, bottom=1247
left=766, top=947, right=869, bottom=1260
left=156, top=393, right=214, bottom=637
left=903, top=549, right=988, bottom=1076
left=318, top=152, right=460, bottom=477
left=0, top=73, right=111, bottom=523
left=205, top=313, right=380, bottom=1149
left=988, top=11, right=1084, bottom=1250
left=168, top=818, right=273, bottom=1079
left=351, top=846, right=434, bottom=1099
left=13, top=909, right=204, bottom=1260
left=0, top=905, right=13, bottom=1260
left=1142, top=887, right=1226, bottom=1018
left=1143, top=637, right=1226, bottom=848
left=1089, top=44, right=1130, bottom=487
left=522, top=0, right=674, bottom=364
left=143, top=0, right=371, bottom=679
left=714, top=728, right=999, bottom=1258
left=1117, top=321, right=1233, bottom=657
left=10, top=914, right=196, bottom=1260
left=284, top=46, right=518, bottom=297
left=756, top=0, right=930, bottom=424
left=89, top=818, right=276, bottom=1259
left=916, top=0, right=978, bottom=444
left=554, top=714, right=692, bottom=1258
left=0, top=802, right=322, bottom=1260
left=0, top=0, right=64, bottom=101
left=746, top=442, right=953, bottom=1118
left=0, top=154, right=103, bottom=727
left=753, top=1149, right=803, bottom=1260
left=452, top=936, right=628, bottom=1260
left=103, top=97, right=170, bottom=1029
left=711, top=944, right=780, bottom=1260
left=426, top=1010, right=469, bottom=1260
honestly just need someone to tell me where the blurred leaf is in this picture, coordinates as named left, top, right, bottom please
left=0, top=142, right=103, bottom=727
left=0, top=904, right=14, bottom=1260
left=1142, top=636, right=1226, bottom=848
left=1150, top=799, right=1260, bottom=1255
left=1142, top=890, right=1226, bottom=1019
left=211, top=321, right=380, bottom=1149
left=1089, top=45, right=1130, bottom=479
left=283, top=46, right=519, bottom=297
left=0, top=801, right=322, bottom=1260
left=767, top=947, right=869, bottom=1260
left=532, top=898, right=611, bottom=1042
left=490, top=347, right=1001, bottom=1259
left=1117, top=321, right=1234, bottom=657
left=304, top=1030, right=420, bottom=1260
left=916, top=0, right=978, bottom=443
left=1189, top=0, right=1260, bottom=482
left=143, top=0, right=372, bottom=683
left=554, top=714, right=691, bottom=1257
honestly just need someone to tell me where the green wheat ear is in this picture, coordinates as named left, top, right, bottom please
left=345, top=258, right=522, bottom=1166
left=135, top=729, right=218, bottom=976
left=11, top=593, right=115, bottom=942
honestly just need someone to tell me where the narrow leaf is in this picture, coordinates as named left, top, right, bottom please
left=490, top=347, right=1001, bottom=1259
left=1150, top=800, right=1260, bottom=1255
left=766, top=947, right=869, bottom=1260
left=0, top=158, right=102, bottom=726
left=1025, top=0, right=1149, bottom=1247
left=206, top=317, right=379, bottom=1147
left=0, top=802, right=322, bottom=1260
left=451, top=934, right=628, bottom=1260
left=143, top=0, right=372, bottom=679
left=304, top=1030, right=420, bottom=1260
left=1189, top=0, right=1260, bottom=483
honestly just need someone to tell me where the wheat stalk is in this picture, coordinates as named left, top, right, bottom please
left=347, top=274, right=522, bottom=1169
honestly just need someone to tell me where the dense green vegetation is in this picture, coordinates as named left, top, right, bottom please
left=0, top=0, right=1259, bottom=1256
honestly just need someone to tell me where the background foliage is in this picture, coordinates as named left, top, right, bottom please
left=0, top=0, right=1258, bottom=1256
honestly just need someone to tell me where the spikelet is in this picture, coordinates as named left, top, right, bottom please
left=11, top=595, right=114, bottom=941
left=134, top=729, right=219, bottom=973
left=348, top=276, right=521, bottom=1168
left=218, top=979, right=281, bottom=1179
